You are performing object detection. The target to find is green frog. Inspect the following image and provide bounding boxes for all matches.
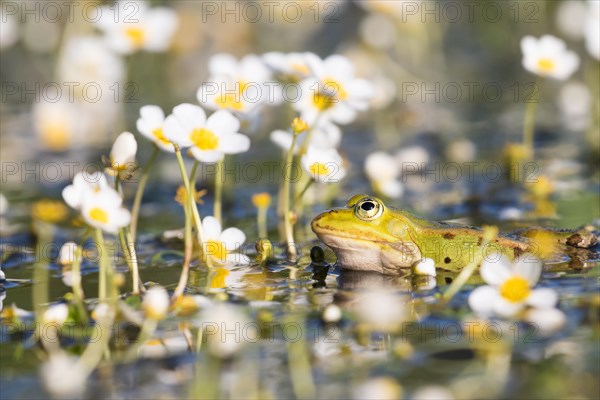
[311,194,597,275]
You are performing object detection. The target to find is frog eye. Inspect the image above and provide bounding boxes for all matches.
[355,198,383,220]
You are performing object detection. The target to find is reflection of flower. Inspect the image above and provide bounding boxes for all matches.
[137,105,173,152]
[59,242,78,266]
[364,152,403,198]
[412,258,436,277]
[143,286,170,320]
[520,35,580,80]
[469,253,558,318]
[202,216,250,265]
[354,291,410,332]
[202,303,255,357]
[97,0,179,54]
[197,53,275,114]
[302,147,346,183]
[294,54,374,125]
[164,104,250,163]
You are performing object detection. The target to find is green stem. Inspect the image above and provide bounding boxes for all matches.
[130,146,160,242]
[70,245,88,324]
[522,78,541,157]
[125,229,142,294]
[293,179,314,208]
[282,134,299,261]
[174,146,213,268]
[95,228,113,302]
[257,207,268,239]
[33,222,52,326]
[214,158,224,225]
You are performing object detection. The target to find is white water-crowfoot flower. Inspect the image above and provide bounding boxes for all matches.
[77,185,131,234]
[62,171,110,210]
[201,216,250,265]
[136,105,174,152]
[520,35,580,80]
[108,132,137,173]
[364,152,403,199]
[585,0,600,60]
[270,122,341,153]
[262,51,315,82]
[59,242,78,266]
[164,104,250,163]
[294,54,374,125]
[302,147,347,183]
[468,253,558,318]
[97,0,179,54]
[142,286,170,320]
[43,303,69,325]
[197,53,275,114]
[412,258,436,277]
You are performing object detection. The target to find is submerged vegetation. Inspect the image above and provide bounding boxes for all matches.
[1,1,599,399]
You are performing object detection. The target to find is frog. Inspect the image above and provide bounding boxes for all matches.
[311,194,598,275]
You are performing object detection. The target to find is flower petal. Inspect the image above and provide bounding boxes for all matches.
[526,288,558,309]
[163,114,192,147]
[219,133,250,154]
[525,308,566,336]
[468,285,499,316]
[480,253,512,286]
[206,110,240,134]
[226,253,250,265]
[220,227,246,250]
[172,103,206,130]
[189,148,224,163]
[492,297,525,318]
[512,255,542,285]
[202,216,222,240]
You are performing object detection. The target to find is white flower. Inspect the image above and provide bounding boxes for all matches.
[0,193,7,215]
[80,186,131,234]
[412,385,455,400]
[97,0,178,54]
[41,353,87,398]
[164,104,250,163]
[58,36,125,88]
[302,147,346,184]
[109,132,137,171]
[520,35,580,80]
[62,171,110,210]
[322,304,342,323]
[468,253,558,318]
[294,54,374,125]
[59,242,78,266]
[555,1,587,40]
[142,286,170,320]
[270,122,341,153]
[43,303,69,325]
[202,216,250,265]
[359,13,397,50]
[0,9,19,50]
[201,303,255,358]
[197,53,275,114]
[352,377,403,400]
[139,335,189,359]
[262,51,315,82]
[525,307,566,336]
[136,105,173,152]
[585,0,600,60]
[395,145,430,167]
[413,258,436,277]
[364,152,403,198]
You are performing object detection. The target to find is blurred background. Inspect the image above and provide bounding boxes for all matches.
[1,0,599,227]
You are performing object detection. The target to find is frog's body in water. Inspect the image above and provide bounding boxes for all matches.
[311,194,597,275]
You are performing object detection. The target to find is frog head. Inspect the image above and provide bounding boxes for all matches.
[311,194,422,274]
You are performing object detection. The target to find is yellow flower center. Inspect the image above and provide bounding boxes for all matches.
[312,78,347,111]
[312,92,336,111]
[323,77,348,100]
[537,58,555,73]
[190,128,219,150]
[290,63,310,76]
[124,26,145,48]
[499,276,531,303]
[206,240,228,263]
[214,80,248,111]
[88,207,109,224]
[152,127,170,146]
[309,162,330,177]
[210,267,230,289]
[251,192,272,208]
[31,200,68,223]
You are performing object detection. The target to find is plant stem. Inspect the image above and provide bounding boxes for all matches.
[282,134,299,261]
[173,194,193,299]
[174,146,213,268]
[71,245,88,324]
[125,229,142,294]
[522,78,541,157]
[130,146,159,242]
[95,228,115,301]
[257,207,268,239]
[214,157,224,225]
[293,179,314,208]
